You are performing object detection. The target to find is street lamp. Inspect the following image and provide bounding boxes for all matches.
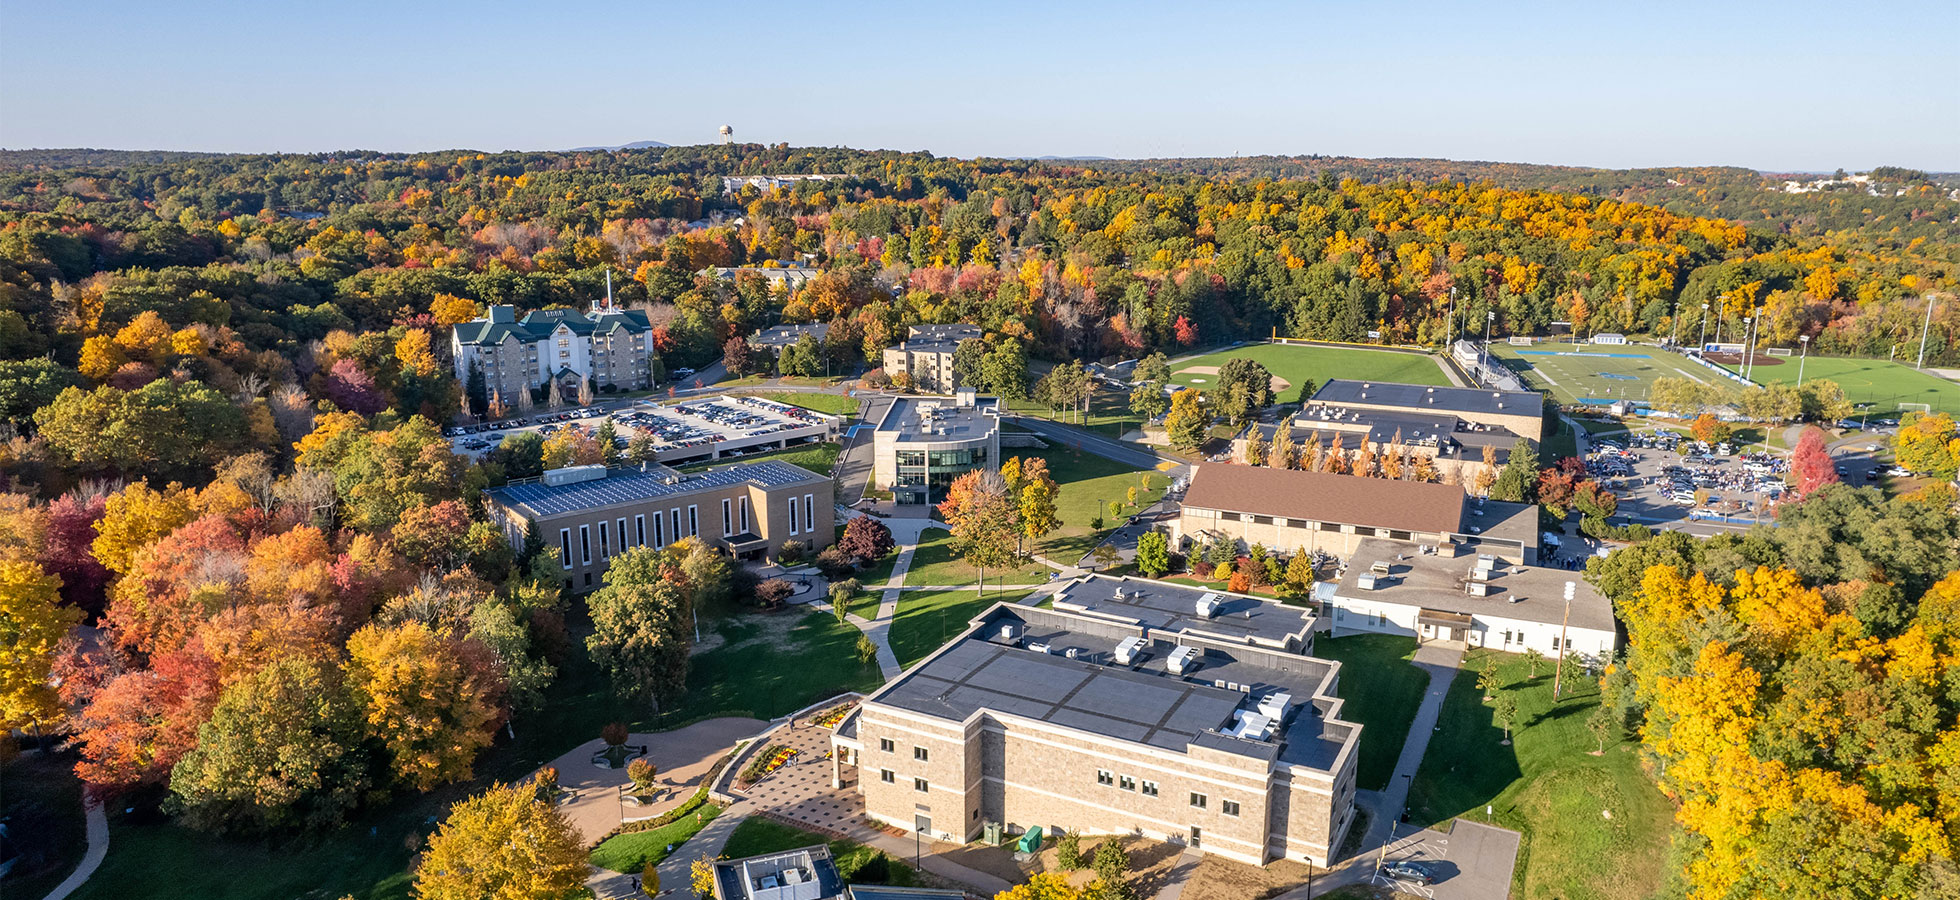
[1917,294,1938,370]
[1797,335,1811,387]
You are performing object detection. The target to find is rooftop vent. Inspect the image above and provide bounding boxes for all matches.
[541,464,608,487]
[1064,647,1080,659]
[999,624,1020,644]
[1167,645,1200,675]
[1196,592,1223,618]
[1467,581,1495,597]
[1258,692,1293,721]
[1370,561,1392,576]
[1357,573,1381,591]
[1114,636,1146,666]
[1227,710,1274,741]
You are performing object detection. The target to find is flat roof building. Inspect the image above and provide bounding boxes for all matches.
[830,576,1362,866]
[1308,379,1544,444]
[1325,538,1619,664]
[1171,463,1539,565]
[750,322,831,351]
[711,845,844,900]
[871,389,1000,505]
[882,324,983,394]
[486,459,833,590]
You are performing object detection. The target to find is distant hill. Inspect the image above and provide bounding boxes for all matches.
[568,140,671,152]
[1028,155,1114,161]
[0,148,233,168]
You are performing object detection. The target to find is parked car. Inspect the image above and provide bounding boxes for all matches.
[1886,466,1913,477]
[1383,861,1437,885]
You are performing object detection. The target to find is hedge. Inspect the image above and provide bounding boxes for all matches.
[591,749,736,846]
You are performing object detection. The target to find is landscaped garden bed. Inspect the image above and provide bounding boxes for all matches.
[737,744,798,785]
[813,703,856,730]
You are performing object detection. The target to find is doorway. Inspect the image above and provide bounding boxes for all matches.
[1189,825,1202,848]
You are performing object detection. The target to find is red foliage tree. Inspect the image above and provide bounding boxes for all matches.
[70,645,222,797]
[101,515,249,659]
[837,516,895,565]
[42,492,112,617]
[324,358,387,415]
[1172,315,1198,346]
[1792,426,1838,499]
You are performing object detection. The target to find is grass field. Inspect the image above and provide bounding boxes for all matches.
[1012,445,1167,563]
[1167,343,1451,397]
[1,750,88,900]
[589,802,724,873]
[70,603,884,900]
[744,390,862,417]
[1308,635,1428,791]
[903,529,1058,586]
[1718,354,1960,415]
[1407,648,1674,900]
[1488,342,1712,406]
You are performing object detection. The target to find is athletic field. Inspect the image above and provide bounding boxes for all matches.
[1718,355,1960,416]
[1486,342,1714,406]
[1167,342,1451,398]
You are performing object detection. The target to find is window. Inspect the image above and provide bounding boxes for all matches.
[1221,800,1240,817]
[914,778,928,793]
[881,769,895,783]
[635,515,645,548]
[913,746,929,761]
[579,525,591,565]
[1318,521,1342,533]
[739,497,750,533]
[653,511,665,548]
[722,499,733,536]
[880,739,894,753]
[670,507,681,543]
[1189,792,1207,809]
[1119,775,1136,791]
[1097,770,1114,786]
[1141,780,1158,797]
[1335,607,1344,621]
[788,497,799,535]
[804,494,815,532]
[558,528,572,570]
[598,522,610,559]
[618,518,628,549]
[688,505,698,537]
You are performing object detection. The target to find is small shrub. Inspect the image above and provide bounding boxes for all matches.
[856,634,880,664]
[1056,830,1083,869]
[627,757,657,792]
[755,578,795,610]
[602,722,629,747]
[777,539,807,565]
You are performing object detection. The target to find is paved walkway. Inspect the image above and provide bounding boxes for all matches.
[1151,848,1204,900]
[537,717,766,845]
[1365,642,1465,848]
[587,799,756,899]
[38,795,107,900]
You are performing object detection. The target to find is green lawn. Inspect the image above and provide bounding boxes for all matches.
[745,391,862,417]
[680,442,840,476]
[1167,343,1450,396]
[719,817,919,887]
[902,529,1057,587]
[1,750,89,900]
[854,541,903,589]
[1308,635,1428,791]
[1720,354,1960,415]
[590,803,725,873]
[889,587,1039,669]
[1006,387,1140,438]
[1003,445,1167,564]
[1407,648,1674,900]
[70,605,882,900]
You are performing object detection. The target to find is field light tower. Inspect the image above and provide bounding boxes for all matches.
[1798,335,1811,387]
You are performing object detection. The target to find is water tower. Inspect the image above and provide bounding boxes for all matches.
[719,125,733,144]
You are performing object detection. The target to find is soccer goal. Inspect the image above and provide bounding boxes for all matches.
[1508,336,1535,346]
[1900,402,1932,414]
[1766,347,1794,357]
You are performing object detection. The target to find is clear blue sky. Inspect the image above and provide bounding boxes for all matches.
[3,0,1954,171]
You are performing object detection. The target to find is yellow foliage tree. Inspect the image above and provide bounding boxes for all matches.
[113,311,175,363]
[395,329,441,379]
[0,561,82,734]
[345,621,504,791]
[92,481,198,575]
[429,294,480,327]
[993,873,1087,900]
[78,335,126,381]
[414,782,587,900]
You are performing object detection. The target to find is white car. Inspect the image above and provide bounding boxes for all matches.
[1864,444,1880,452]
[1886,466,1913,477]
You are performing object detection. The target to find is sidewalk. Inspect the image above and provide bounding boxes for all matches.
[587,799,755,899]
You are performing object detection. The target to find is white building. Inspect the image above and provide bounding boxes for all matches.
[1323,538,1619,665]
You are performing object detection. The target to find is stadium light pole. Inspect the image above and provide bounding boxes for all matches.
[1741,310,1759,381]
[1714,294,1728,347]
[1916,294,1937,370]
[1797,335,1810,387]
[1697,303,1709,353]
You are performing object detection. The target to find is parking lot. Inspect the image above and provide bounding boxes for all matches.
[1587,424,1898,535]
[1369,819,1519,900]
[446,395,837,465]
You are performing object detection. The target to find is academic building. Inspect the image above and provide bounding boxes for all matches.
[1170,464,1542,565]
[449,302,656,401]
[486,460,833,591]
[881,324,982,394]
[871,389,1000,506]
[1307,380,1545,445]
[831,576,1362,867]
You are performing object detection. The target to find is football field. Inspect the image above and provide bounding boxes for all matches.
[1168,342,1452,397]
[1718,354,1960,415]
[1487,342,1714,406]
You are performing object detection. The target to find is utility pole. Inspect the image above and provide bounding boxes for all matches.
[1797,335,1810,387]
[1917,294,1937,370]
[1483,309,1496,378]
[1553,582,1574,700]
[1445,286,1457,350]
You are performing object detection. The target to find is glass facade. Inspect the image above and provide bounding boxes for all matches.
[893,445,991,504]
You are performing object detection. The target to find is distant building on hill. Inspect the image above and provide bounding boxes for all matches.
[881,324,983,393]
[450,301,655,400]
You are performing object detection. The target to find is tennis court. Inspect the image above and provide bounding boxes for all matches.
[1487,342,1715,406]
[1718,355,1960,416]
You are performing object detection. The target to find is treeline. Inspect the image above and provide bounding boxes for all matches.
[1585,484,1960,898]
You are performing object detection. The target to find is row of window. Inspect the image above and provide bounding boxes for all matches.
[560,505,699,568]
[1095,770,1239,816]
[1223,513,1414,542]
[877,738,928,761]
[877,769,929,793]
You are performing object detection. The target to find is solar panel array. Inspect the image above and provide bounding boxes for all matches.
[492,460,815,517]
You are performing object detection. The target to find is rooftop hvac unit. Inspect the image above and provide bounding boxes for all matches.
[1063,647,1080,659]
[1114,636,1146,666]
[1167,645,1199,675]
[999,624,1020,643]
[1467,581,1495,597]
[1370,561,1392,576]
[1195,592,1223,618]
[541,464,608,487]
[1258,692,1293,721]
[1357,573,1380,591]
[1228,710,1274,741]
[1028,642,1052,655]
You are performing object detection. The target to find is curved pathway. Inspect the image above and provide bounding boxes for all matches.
[38,795,106,900]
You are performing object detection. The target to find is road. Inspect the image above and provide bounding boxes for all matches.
[1006,415,1178,471]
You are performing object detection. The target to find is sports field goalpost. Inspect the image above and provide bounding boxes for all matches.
[1508,337,1535,346]
[1899,402,1932,414]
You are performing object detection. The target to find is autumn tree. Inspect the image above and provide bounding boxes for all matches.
[838,515,895,565]
[168,657,372,833]
[415,782,588,900]
[345,621,506,791]
[937,469,1018,598]
[1164,388,1207,450]
[1791,426,1837,498]
[1014,457,1061,554]
[1134,531,1170,577]
[0,561,82,736]
[585,547,693,709]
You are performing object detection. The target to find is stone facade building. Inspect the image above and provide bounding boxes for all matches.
[486,460,832,592]
[881,324,982,393]
[450,302,655,402]
[831,576,1362,867]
